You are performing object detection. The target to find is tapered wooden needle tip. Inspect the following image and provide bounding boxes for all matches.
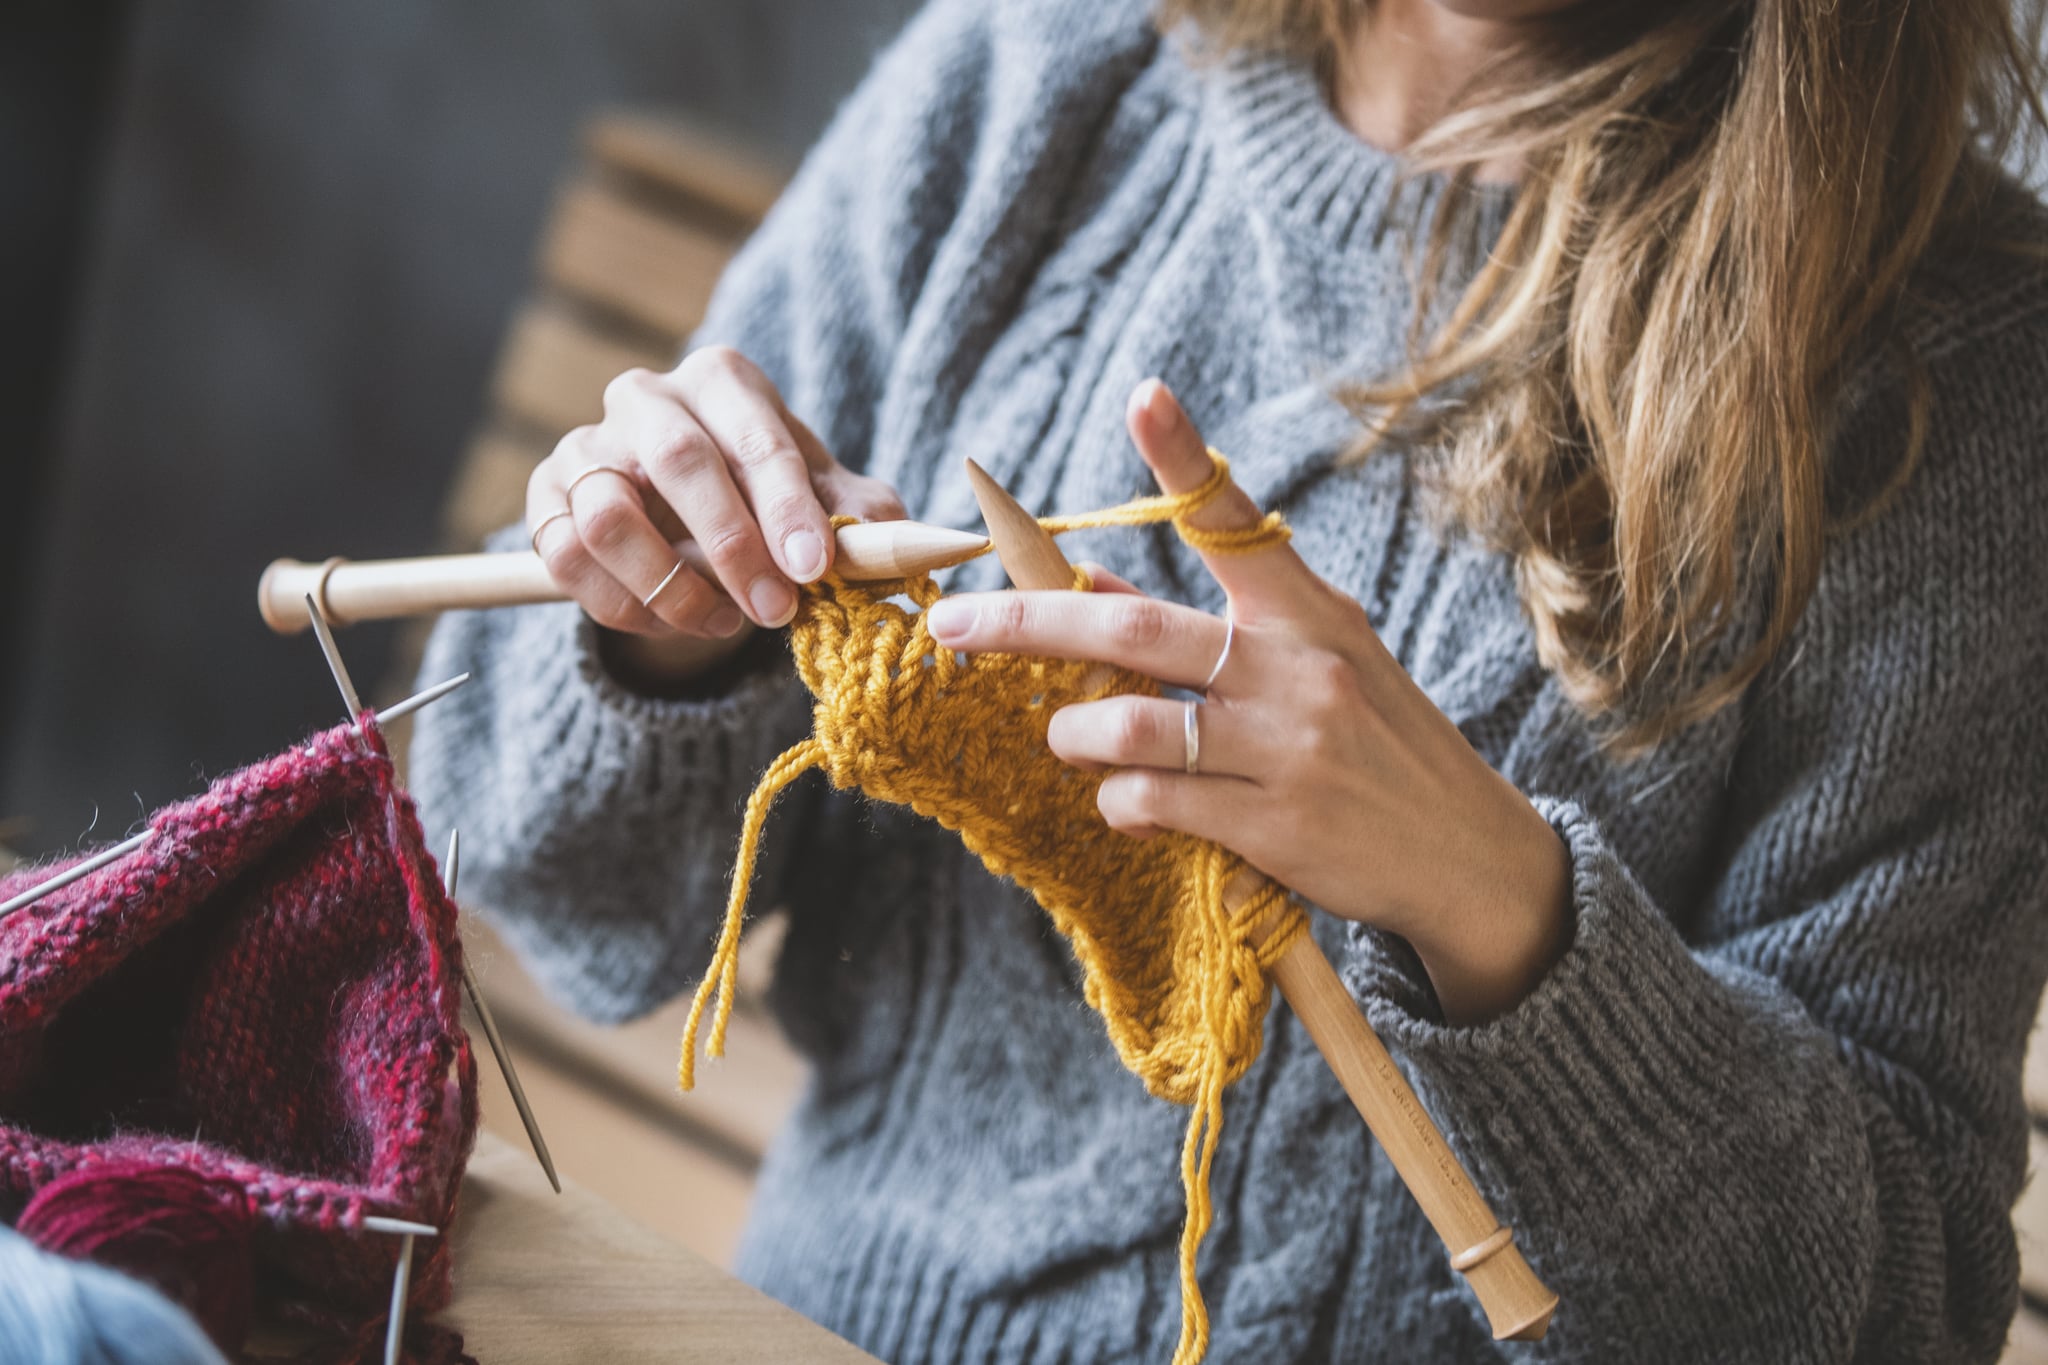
[963,458,1075,591]
[832,521,989,579]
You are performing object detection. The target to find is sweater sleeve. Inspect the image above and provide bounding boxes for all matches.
[405,0,1007,1022]
[1341,301,2048,1361]
[682,0,1003,470]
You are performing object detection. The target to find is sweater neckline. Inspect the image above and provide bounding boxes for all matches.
[1202,49,1517,256]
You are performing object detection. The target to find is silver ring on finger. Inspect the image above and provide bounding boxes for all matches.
[642,560,685,609]
[529,508,573,555]
[1202,616,1235,696]
[1184,699,1202,775]
[565,462,634,502]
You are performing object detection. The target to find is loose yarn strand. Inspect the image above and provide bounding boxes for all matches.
[680,450,1304,1363]
[678,738,824,1090]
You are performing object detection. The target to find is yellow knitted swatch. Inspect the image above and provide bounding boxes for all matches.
[680,455,1309,1364]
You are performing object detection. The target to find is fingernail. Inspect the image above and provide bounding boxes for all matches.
[926,598,975,640]
[1143,378,1175,420]
[749,577,796,627]
[784,529,826,581]
[706,603,747,637]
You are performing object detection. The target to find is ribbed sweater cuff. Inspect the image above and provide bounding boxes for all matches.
[1337,799,1772,1241]
[562,611,800,744]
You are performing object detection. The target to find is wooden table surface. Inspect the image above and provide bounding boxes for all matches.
[440,1132,877,1364]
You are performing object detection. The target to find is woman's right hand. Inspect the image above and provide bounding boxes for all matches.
[527,346,906,680]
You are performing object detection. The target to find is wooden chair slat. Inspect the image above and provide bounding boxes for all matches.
[442,430,552,551]
[494,303,672,440]
[541,180,737,337]
[585,112,788,226]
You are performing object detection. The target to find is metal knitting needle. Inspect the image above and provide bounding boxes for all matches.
[362,1216,437,1365]
[0,674,469,924]
[305,593,365,724]
[375,673,472,726]
[0,829,155,920]
[383,1229,418,1365]
[364,1216,439,1237]
[444,830,560,1193]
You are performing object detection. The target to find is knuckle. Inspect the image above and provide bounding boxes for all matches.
[549,425,599,465]
[697,519,759,568]
[985,594,1031,637]
[1112,703,1159,758]
[679,343,751,388]
[653,575,716,624]
[1301,650,1356,707]
[584,593,641,633]
[537,533,588,580]
[578,495,639,554]
[761,490,820,536]
[729,424,796,471]
[602,367,658,410]
[642,428,714,482]
[1108,601,1170,652]
[1121,770,1167,817]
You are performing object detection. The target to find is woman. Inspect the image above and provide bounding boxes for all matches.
[412,0,2048,1358]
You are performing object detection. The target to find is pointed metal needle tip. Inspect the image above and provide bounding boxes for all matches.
[304,594,365,723]
[375,673,471,726]
[362,1215,439,1239]
[444,828,561,1194]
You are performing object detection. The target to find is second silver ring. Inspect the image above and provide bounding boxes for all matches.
[1183,698,1201,775]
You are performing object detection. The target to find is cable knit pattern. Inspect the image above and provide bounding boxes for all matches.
[408,1,2048,1359]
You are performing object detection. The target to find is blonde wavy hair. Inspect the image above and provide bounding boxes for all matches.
[1164,0,2047,747]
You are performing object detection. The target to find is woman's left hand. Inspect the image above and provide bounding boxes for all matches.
[925,379,1573,1024]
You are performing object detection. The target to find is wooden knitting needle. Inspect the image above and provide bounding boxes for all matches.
[259,520,991,634]
[963,460,1557,1343]
[444,830,561,1193]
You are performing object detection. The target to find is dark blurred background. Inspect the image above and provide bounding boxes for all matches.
[0,0,918,854]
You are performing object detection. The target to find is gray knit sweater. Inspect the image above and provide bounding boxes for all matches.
[409,2,2048,1360]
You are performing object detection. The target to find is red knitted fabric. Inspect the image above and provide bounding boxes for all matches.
[0,719,480,1363]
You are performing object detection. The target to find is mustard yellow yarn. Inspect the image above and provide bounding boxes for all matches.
[679,454,1307,1364]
